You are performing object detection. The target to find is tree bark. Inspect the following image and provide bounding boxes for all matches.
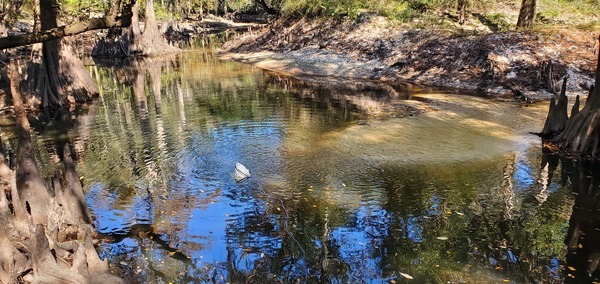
[540,78,569,138]
[541,36,600,158]
[9,61,52,225]
[0,17,133,50]
[457,0,466,25]
[0,0,136,50]
[93,0,179,57]
[144,0,162,41]
[3,60,124,283]
[10,0,135,109]
[516,0,536,29]
[18,0,98,109]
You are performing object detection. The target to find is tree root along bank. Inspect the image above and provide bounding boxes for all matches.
[541,36,600,159]
[0,62,123,283]
[221,16,597,101]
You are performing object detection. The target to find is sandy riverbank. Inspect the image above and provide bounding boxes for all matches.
[219,15,597,101]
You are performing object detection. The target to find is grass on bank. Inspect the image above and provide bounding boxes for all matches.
[278,0,599,30]
[11,0,600,32]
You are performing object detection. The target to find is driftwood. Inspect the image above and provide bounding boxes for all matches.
[541,35,600,159]
[1,61,123,283]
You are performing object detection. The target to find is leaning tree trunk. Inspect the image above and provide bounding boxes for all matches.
[0,0,137,50]
[24,0,97,109]
[541,36,600,158]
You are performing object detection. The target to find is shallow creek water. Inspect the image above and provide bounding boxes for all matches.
[17,49,600,283]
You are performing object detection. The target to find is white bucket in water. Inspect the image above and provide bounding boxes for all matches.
[232,162,251,182]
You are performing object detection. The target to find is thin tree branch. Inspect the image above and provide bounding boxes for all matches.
[0,0,136,50]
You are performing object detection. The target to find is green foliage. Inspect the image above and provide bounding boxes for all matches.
[227,0,255,11]
[281,0,374,19]
[482,12,511,32]
[536,0,600,26]
[279,0,357,18]
[7,0,599,30]
[575,21,600,31]
[57,0,106,23]
[59,0,105,13]
[280,0,455,21]
[152,1,181,20]
[277,0,598,28]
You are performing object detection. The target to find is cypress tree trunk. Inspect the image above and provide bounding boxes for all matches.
[540,78,569,138]
[5,61,123,283]
[93,0,179,57]
[24,0,97,109]
[541,36,600,158]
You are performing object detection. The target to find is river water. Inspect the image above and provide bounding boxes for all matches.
[21,48,600,283]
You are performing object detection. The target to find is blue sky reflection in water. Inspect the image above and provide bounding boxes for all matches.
[72,50,600,283]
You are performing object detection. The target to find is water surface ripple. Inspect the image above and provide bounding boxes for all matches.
[41,50,598,283]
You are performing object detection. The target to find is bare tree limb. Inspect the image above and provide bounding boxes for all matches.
[0,0,136,50]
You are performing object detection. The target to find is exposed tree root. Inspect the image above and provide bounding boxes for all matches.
[2,61,123,283]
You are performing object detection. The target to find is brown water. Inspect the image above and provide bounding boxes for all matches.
[18,49,600,283]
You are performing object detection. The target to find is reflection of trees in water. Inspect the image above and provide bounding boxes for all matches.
[83,56,212,282]
[264,73,415,118]
[77,53,600,283]
[543,156,600,283]
[447,153,600,283]
[459,153,574,283]
[80,54,311,282]
[6,53,325,282]
[218,181,346,283]
[375,162,492,282]
[0,63,122,282]
[364,154,583,283]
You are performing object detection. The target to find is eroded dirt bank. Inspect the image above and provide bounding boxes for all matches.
[220,16,598,101]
